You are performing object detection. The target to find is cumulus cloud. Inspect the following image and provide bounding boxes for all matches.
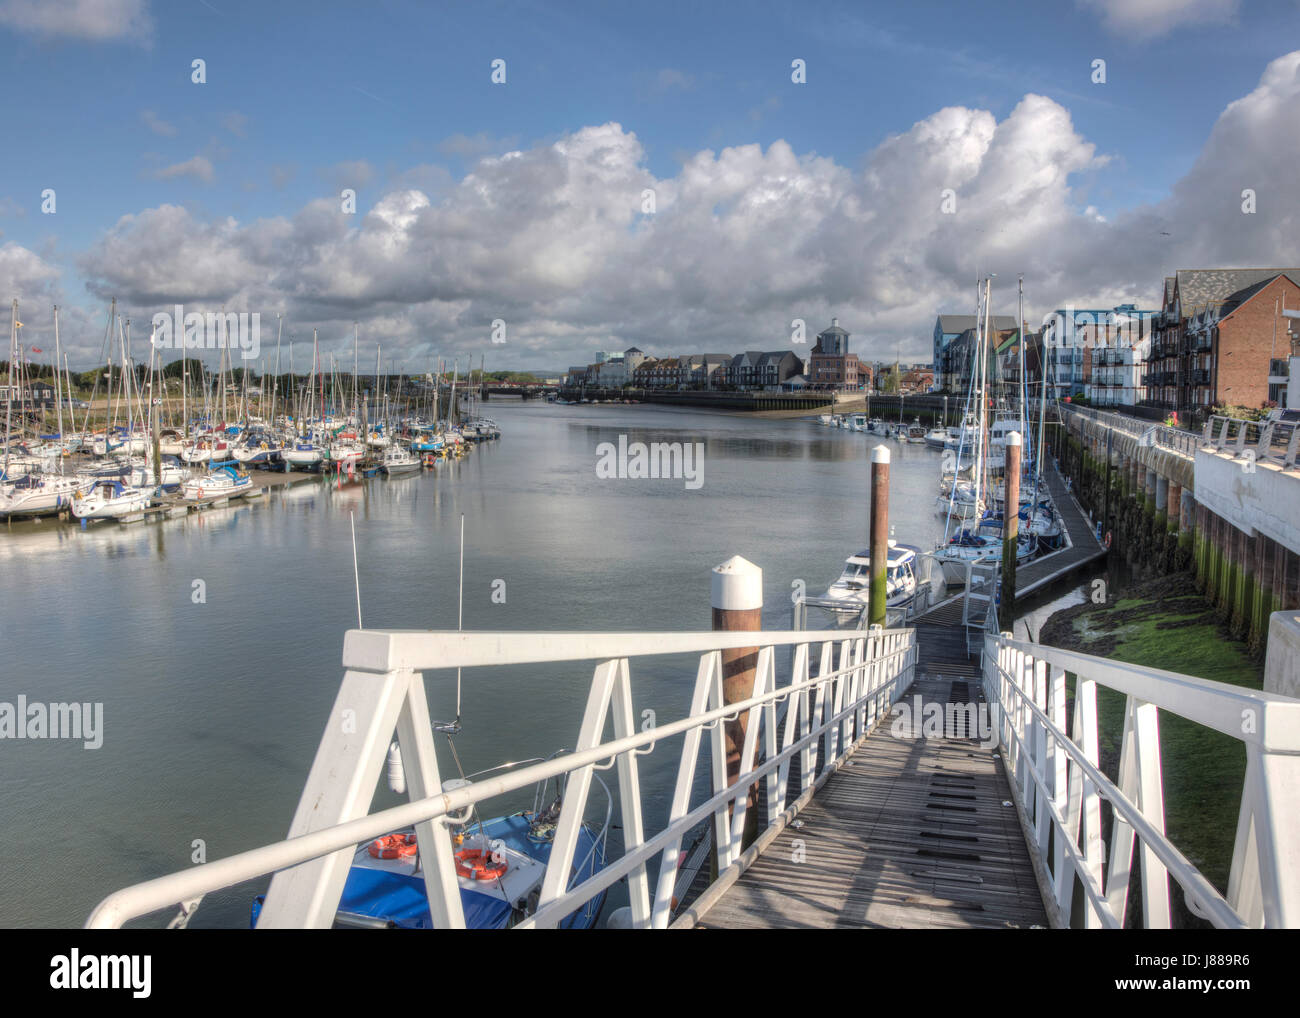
[153,156,214,183]
[71,52,1300,369]
[1078,0,1239,40]
[0,0,153,44]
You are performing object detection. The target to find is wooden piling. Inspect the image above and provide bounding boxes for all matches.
[712,556,762,847]
[869,445,890,629]
[1002,432,1021,617]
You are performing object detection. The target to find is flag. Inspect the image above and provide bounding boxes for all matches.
[31,347,42,353]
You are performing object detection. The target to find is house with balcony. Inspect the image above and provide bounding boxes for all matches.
[934,313,1017,391]
[1146,269,1300,414]
[1039,305,1156,405]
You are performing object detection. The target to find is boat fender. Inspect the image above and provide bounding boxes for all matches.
[1104,531,1112,550]
[386,742,406,795]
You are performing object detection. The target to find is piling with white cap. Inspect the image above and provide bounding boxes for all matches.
[1003,432,1022,615]
[869,445,890,628]
[711,555,762,848]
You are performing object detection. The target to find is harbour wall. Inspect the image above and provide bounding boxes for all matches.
[1054,408,1300,659]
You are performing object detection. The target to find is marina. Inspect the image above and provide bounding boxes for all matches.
[3,2,1300,966]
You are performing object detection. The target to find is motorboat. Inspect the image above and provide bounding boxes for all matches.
[380,445,422,476]
[825,541,920,611]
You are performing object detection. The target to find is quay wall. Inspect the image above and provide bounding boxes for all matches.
[1055,410,1300,659]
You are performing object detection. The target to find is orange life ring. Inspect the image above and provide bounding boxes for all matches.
[1104,531,1113,549]
[454,848,508,881]
[367,833,418,860]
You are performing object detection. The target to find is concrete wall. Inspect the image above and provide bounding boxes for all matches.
[1264,611,1300,698]
[1195,448,1300,553]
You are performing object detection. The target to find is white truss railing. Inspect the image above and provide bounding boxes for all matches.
[1061,403,1199,458]
[1203,414,1300,470]
[982,633,1300,929]
[86,625,917,930]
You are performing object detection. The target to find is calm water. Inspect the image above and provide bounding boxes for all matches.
[0,402,953,927]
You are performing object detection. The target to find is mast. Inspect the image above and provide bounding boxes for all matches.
[4,299,16,479]
[53,305,65,472]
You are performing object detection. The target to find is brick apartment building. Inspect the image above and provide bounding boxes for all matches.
[1145,269,1300,414]
[809,319,862,389]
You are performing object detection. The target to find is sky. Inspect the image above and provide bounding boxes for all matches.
[1,0,1299,372]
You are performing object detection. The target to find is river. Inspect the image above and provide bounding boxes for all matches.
[2,401,962,927]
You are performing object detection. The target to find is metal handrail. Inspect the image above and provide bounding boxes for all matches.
[1060,404,1198,457]
[982,633,1300,929]
[87,626,918,930]
[1202,414,1299,469]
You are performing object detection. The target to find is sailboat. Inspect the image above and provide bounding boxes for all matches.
[70,478,151,520]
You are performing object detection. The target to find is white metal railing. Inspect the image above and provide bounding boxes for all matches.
[982,633,1300,929]
[1203,414,1300,470]
[86,626,918,930]
[1062,404,1198,457]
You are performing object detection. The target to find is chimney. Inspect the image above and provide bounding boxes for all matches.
[831,317,839,327]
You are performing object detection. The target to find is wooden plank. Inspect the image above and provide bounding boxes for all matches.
[693,673,1049,930]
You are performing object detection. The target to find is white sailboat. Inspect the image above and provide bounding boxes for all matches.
[70,478,151,520]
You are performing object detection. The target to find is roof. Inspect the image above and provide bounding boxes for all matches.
[1222,272,1300,311]
[819,324,849,336]
[1174,268,1300,313]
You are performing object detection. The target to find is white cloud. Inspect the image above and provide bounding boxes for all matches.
[654,68,695,92]
[1078,0,1239,40]
[437,133,520,158]
[152,156,214,183]
[0,0,152,44]
[140,110,175,137]
[70,52,1300,368]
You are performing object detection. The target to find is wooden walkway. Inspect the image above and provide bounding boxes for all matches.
[685,650,1048,929]
[1013,460,1106,598]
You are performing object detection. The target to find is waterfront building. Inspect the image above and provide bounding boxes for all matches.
[691,354,731,389]
[934,313,1016,390]
[1038,305,1157,404]
[1146,269,1300,415]
[809,319,862,389]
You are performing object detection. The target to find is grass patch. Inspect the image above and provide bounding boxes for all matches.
[1038,573,1262,924]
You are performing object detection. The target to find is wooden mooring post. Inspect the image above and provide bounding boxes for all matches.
[711,556,762,850]
[869,445,890,629]
[1003,432,1021,616]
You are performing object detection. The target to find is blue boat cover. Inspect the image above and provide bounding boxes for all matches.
[251,813,604,929]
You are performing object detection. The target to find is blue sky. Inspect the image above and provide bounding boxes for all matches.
[1,0,1298,368]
